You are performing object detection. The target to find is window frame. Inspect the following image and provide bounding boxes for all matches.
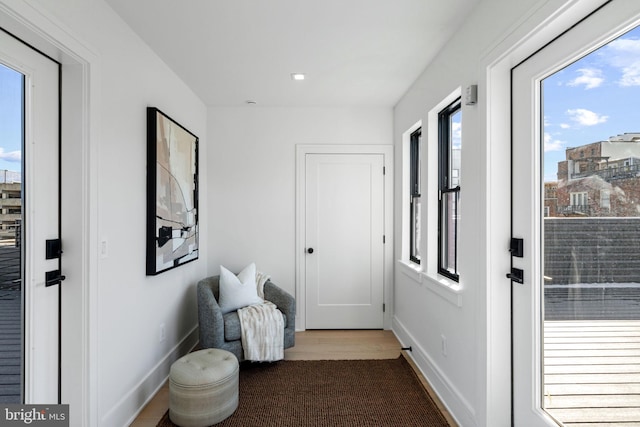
[409,128,421,264]
[437,98,462,282]
[570,191,588,207]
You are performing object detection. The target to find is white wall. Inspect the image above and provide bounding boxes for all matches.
[0,1,208,426]
[391,0,600,426]
[87,6,208,425]
[206,106,392,297]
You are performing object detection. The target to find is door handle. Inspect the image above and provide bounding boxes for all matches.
[45,270,66,287]
[506,268,524,284]
[307,248,314,254]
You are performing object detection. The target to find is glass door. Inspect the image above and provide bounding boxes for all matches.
[512,2,640,425]
[0,29,61,404]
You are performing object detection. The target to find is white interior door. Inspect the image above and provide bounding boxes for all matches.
[0,29,61,404]
[305,153,384,329]
[512,2,640,425]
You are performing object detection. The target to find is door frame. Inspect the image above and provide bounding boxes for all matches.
[0,3,100,425]
[296,144,394,331]
[483,0,611,425]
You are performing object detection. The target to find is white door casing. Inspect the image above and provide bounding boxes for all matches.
[511,1,640,424]
[0,29,60,403]
[305,153,384,329]
[0,2,100,424]
[296,145,393,331]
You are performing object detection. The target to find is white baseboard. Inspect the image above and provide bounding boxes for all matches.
[102,325,199,427]
[392,317,476,427]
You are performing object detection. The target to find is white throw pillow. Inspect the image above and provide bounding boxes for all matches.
[218,263,263,314]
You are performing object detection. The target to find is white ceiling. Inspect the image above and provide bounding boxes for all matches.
[105,0,480,107]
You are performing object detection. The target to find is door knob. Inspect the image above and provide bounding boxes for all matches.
[307,248,314,254]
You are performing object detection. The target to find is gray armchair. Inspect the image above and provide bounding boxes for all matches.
[197,275,296,361]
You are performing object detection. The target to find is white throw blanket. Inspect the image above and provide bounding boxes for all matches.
[255,271,270,299]
[237,270,284,362]
[238,301,284,362]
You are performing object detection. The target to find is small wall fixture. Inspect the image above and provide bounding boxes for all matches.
[465,84,477,105]
[291,73,306,81]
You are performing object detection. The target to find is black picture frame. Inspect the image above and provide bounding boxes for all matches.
[146,107,199,275]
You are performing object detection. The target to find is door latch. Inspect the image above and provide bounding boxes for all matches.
[46,238,63,259]
[509,238,523,258]
[506,268,524,284]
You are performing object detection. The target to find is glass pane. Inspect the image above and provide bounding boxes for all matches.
[411,196,421,262]
[542,24,640,425]
[0,62,23,403]
[410,129,421,264]
[440,190,459,276]
[450,110,462,187]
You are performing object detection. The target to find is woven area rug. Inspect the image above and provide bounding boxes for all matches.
[157,356,450,427]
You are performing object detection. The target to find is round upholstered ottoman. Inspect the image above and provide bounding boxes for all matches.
[169,349,239,427]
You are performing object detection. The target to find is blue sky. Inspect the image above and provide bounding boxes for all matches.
[543,25,640,181]
[0,63,23,174]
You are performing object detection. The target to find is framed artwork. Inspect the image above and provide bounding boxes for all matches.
[146,107,199,275]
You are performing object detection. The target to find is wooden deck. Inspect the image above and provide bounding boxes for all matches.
[0,245,21,403]
[0,290,20,403]
[544,320,640,426]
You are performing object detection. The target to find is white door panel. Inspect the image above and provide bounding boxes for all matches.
[0,30,60,404]
[512,1,640,425]
[305,153,384,329]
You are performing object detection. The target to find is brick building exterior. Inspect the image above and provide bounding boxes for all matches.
[0,171,21,243]
[553,133,640,217]
[544,181,558,217]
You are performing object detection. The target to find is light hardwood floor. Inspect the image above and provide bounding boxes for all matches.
[130,330,456,426]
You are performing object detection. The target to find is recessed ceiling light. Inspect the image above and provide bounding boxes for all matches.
[291,73,305,81]
[246,100,257,105]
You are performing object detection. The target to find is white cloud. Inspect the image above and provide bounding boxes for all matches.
[567,68,604,89]
[544,133,565,152]
[0,148,21,162]
[560,123,571,129]
[619,62,640,86]
[602,38,640,86]
[566,108,608,126]
[452,121,462,149]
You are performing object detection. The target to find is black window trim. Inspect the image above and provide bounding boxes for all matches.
[437,98,461,282]
[409,128,421,265]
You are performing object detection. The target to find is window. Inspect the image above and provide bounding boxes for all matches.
[570,191,588,206]
[409,128,421,264]
[438,98,462,281]
[600,189,610,210]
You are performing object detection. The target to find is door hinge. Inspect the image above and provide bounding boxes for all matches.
[383,166,386,175]
[383,235,386,244]
[383,303,386,312]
